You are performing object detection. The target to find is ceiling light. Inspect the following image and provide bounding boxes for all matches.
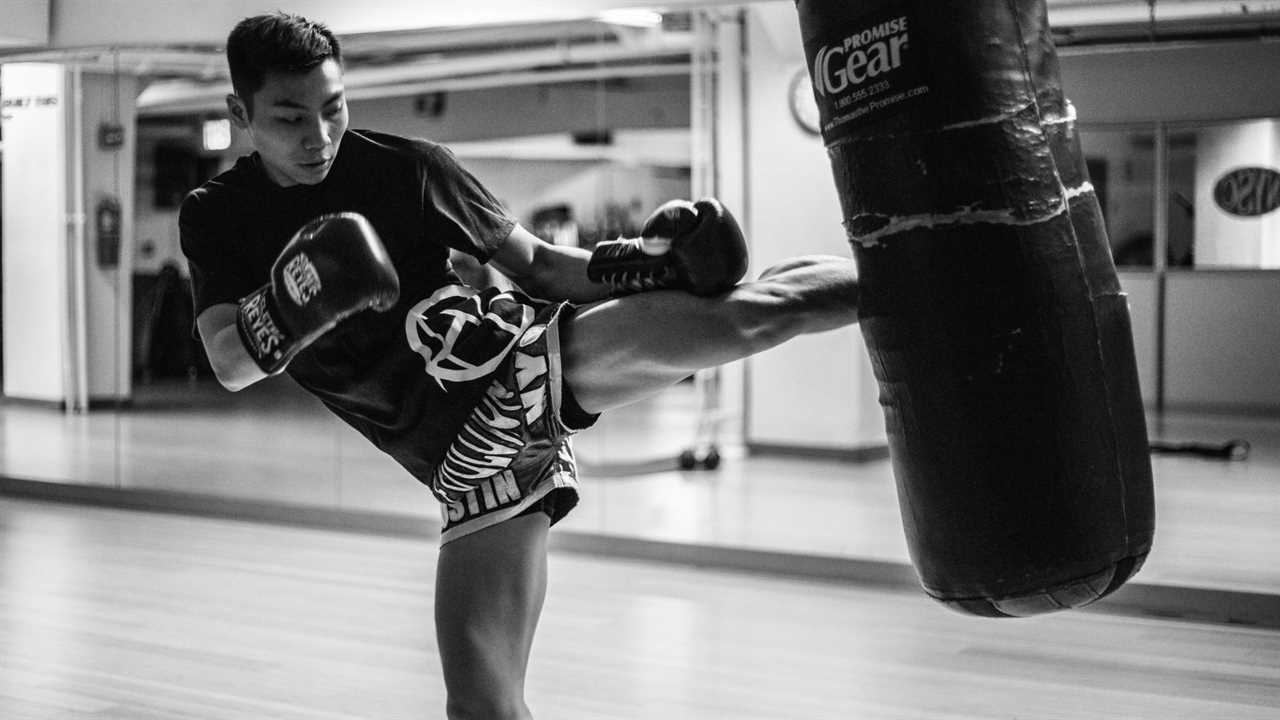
[202,118,231,152]
[598,9,663,28]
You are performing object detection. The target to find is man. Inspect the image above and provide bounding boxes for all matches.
[182,13,860,719]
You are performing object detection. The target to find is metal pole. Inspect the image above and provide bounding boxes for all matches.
[66,64,90,414]
[1152,121,1169,419]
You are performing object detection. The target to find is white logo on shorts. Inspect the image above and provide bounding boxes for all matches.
[404,286,535,388]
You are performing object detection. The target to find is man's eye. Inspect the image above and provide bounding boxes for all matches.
[325,104,344,117]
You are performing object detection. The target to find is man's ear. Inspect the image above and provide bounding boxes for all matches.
[226,94,249,129]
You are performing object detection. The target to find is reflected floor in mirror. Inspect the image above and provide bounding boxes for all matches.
[1,498,1278,719]
[0,377,1279,595]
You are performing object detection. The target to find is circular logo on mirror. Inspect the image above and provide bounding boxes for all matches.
[1213,166,1280,217]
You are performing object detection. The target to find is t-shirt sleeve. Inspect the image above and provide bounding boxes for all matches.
[179,190,258,321]
[421,144,517,262]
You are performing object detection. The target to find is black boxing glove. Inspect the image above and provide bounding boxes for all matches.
[237,212,400,374]
[587,198,748,296]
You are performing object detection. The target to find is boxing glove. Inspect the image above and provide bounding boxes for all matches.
[587,198,748,296]
[237,212,400,374]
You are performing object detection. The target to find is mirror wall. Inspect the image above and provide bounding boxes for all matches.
[3,1,1280,601]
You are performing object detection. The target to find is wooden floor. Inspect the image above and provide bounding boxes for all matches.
[1,497,1278,720]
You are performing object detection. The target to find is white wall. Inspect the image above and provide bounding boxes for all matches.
[1165,271,1280,411]
[741,3,885,453]
[2,64,69,403]
[1116,271,1159,408]
[1112,270,1280,413]
[0,0,49,46]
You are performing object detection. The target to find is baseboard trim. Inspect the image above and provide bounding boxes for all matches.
[747,442,890,463]
[3,474,1276,629]
[0,396,133,411]
[0,475,438,539]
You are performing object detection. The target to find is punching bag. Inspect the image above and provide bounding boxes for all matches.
[793,0,1155,616]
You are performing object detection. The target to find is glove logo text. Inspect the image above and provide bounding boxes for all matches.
[282,253,323,307]
[241,291,285,359]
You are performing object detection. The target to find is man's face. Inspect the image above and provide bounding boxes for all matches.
[228,58,348,187]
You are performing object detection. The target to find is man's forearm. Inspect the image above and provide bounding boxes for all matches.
[197,304,268,392]
[523,243,612,304]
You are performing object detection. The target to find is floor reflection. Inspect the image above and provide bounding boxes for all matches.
[2,377,1278,595]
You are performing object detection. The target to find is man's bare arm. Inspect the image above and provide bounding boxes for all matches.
[196,304,267,392]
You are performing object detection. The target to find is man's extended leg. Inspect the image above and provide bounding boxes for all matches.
[435,512,550,720]
[563,254,858,414]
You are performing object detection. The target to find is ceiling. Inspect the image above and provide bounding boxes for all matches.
[1,1,1278,119]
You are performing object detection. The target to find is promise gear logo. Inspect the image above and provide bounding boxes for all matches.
[812,16,910,96]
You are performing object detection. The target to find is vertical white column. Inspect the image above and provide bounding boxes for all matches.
[691,8,750,452]
[2,63,70,404]
[80,68,138,404]
[1193,119,1280,268]
[1267,121,1280,268]
[68,66,89,412]
[1153,123,1169,415]
[713,11,748,451]
[690,11,715,202]
[713,12,747,242]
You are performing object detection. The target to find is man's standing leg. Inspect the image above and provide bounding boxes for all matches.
[428,253,859,719]
[434,513,550,720]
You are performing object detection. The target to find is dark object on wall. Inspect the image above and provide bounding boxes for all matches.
[1150,438,1250,461]
[95,196,122,268]
[571,130,613,146]
[98,121,125,150]
[132,264,211,381]
[414,92,447,118]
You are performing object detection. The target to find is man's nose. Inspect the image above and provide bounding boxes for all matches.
[302,117,329,150]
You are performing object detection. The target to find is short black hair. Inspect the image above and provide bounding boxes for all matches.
[226,12,342,117]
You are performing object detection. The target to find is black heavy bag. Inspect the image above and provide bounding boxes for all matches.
[793,0,1155,616]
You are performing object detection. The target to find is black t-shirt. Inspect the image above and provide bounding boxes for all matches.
[180,129,517,481]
